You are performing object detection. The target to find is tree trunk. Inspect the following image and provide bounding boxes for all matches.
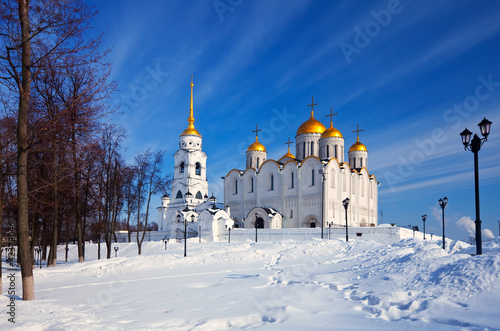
[17,0,35,300]
[72,122,84,263]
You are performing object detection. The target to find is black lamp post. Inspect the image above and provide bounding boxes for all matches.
[460,117,492,255]
[343,198,350,242]
[114,246,119,257]
[438,197,448,250]
[228,226,231,243]
[328,222,333,240]
[255,212,258,243]
[319,169,325,239]
[162,238,168,250]
[422,214,427,240]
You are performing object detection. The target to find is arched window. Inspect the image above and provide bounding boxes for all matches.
[195,191,203,199]
[335,145,338,159]
[234,179,238,194]
[311,141,315,156]
[291,172,294,189]
[326,145,330,158]
[270,174,274,191]
[176,190,183,199]
[180,162,185,173]
[360,158,363,168]
[311,168,315,186]
[250,177,254,193]
[302,142,306,158]
[195,162,201,175]
[290,209,293,218]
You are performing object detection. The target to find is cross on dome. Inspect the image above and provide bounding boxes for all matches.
[307,96,318,115]
[325,108,338,126]
[284,137,294,150]
[352,124,364,141]
[252,124,262,139]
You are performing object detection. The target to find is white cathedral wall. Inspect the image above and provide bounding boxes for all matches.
[224,155,378,230]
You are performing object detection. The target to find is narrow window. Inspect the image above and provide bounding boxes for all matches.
[257,158,260,168]
[311,168,315,186]
[234,179,238,194]
[180,162,185,173]
[302,142,306,158]
[250,177,254,193]
[290,209,293,218]
[335,145,338,159]
[326,145,330,158]
[311,141,315,156]
[195,191,203,199]
[176,190,183,199]
[270,174,274,191]
[195,162,201,175]
[291,172,294,189]
[360,158,363,168]
[353,158,357,168]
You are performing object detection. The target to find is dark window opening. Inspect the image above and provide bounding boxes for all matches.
[196,162,201,175]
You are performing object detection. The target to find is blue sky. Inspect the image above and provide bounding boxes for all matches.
[88,0,500,241]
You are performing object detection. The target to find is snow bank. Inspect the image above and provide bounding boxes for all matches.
[1,238,499,330]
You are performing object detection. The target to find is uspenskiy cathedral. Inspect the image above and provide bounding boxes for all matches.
[158,78,378,240]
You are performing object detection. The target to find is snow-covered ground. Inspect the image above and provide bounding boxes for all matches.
[1,237,499,330]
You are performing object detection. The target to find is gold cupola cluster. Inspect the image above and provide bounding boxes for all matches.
[180,76,202,137]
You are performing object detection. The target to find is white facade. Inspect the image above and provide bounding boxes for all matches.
[224,101,378,230]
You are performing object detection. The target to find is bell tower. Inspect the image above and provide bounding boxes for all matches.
[170,76,209,208]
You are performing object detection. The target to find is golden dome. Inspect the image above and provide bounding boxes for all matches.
[181,127,201,136]
[247,137,266,152]
[349,138,367,152]
[321,124,343,138]
[296,114,326,135]
[281,148,295,159]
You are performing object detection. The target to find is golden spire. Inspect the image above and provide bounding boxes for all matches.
[181,75,201,137]
[188,75,194,128]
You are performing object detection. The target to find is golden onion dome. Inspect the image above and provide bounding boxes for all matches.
[281,148,295,159]
[296,114,326,135]
[321,124,343,139]
[247,137,266,152]
[349,138,367,152]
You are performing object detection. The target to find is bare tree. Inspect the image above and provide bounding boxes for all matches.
[134,150,167,255]
[0,0,106,300]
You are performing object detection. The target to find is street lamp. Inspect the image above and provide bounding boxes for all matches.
[162,238,168,250]
[255,212,258,243]
[114,246,119,257]
[328,222,333,240]
[343,198,350,242]
[319,169,326,239]
[422,214,427,240]
[438,197,448,250]
[460,117,492,256]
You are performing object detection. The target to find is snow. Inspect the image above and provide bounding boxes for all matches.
[2,237,500,330]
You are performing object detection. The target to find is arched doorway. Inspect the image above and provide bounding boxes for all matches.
[255,217,265,229]
[310,223,316,228]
